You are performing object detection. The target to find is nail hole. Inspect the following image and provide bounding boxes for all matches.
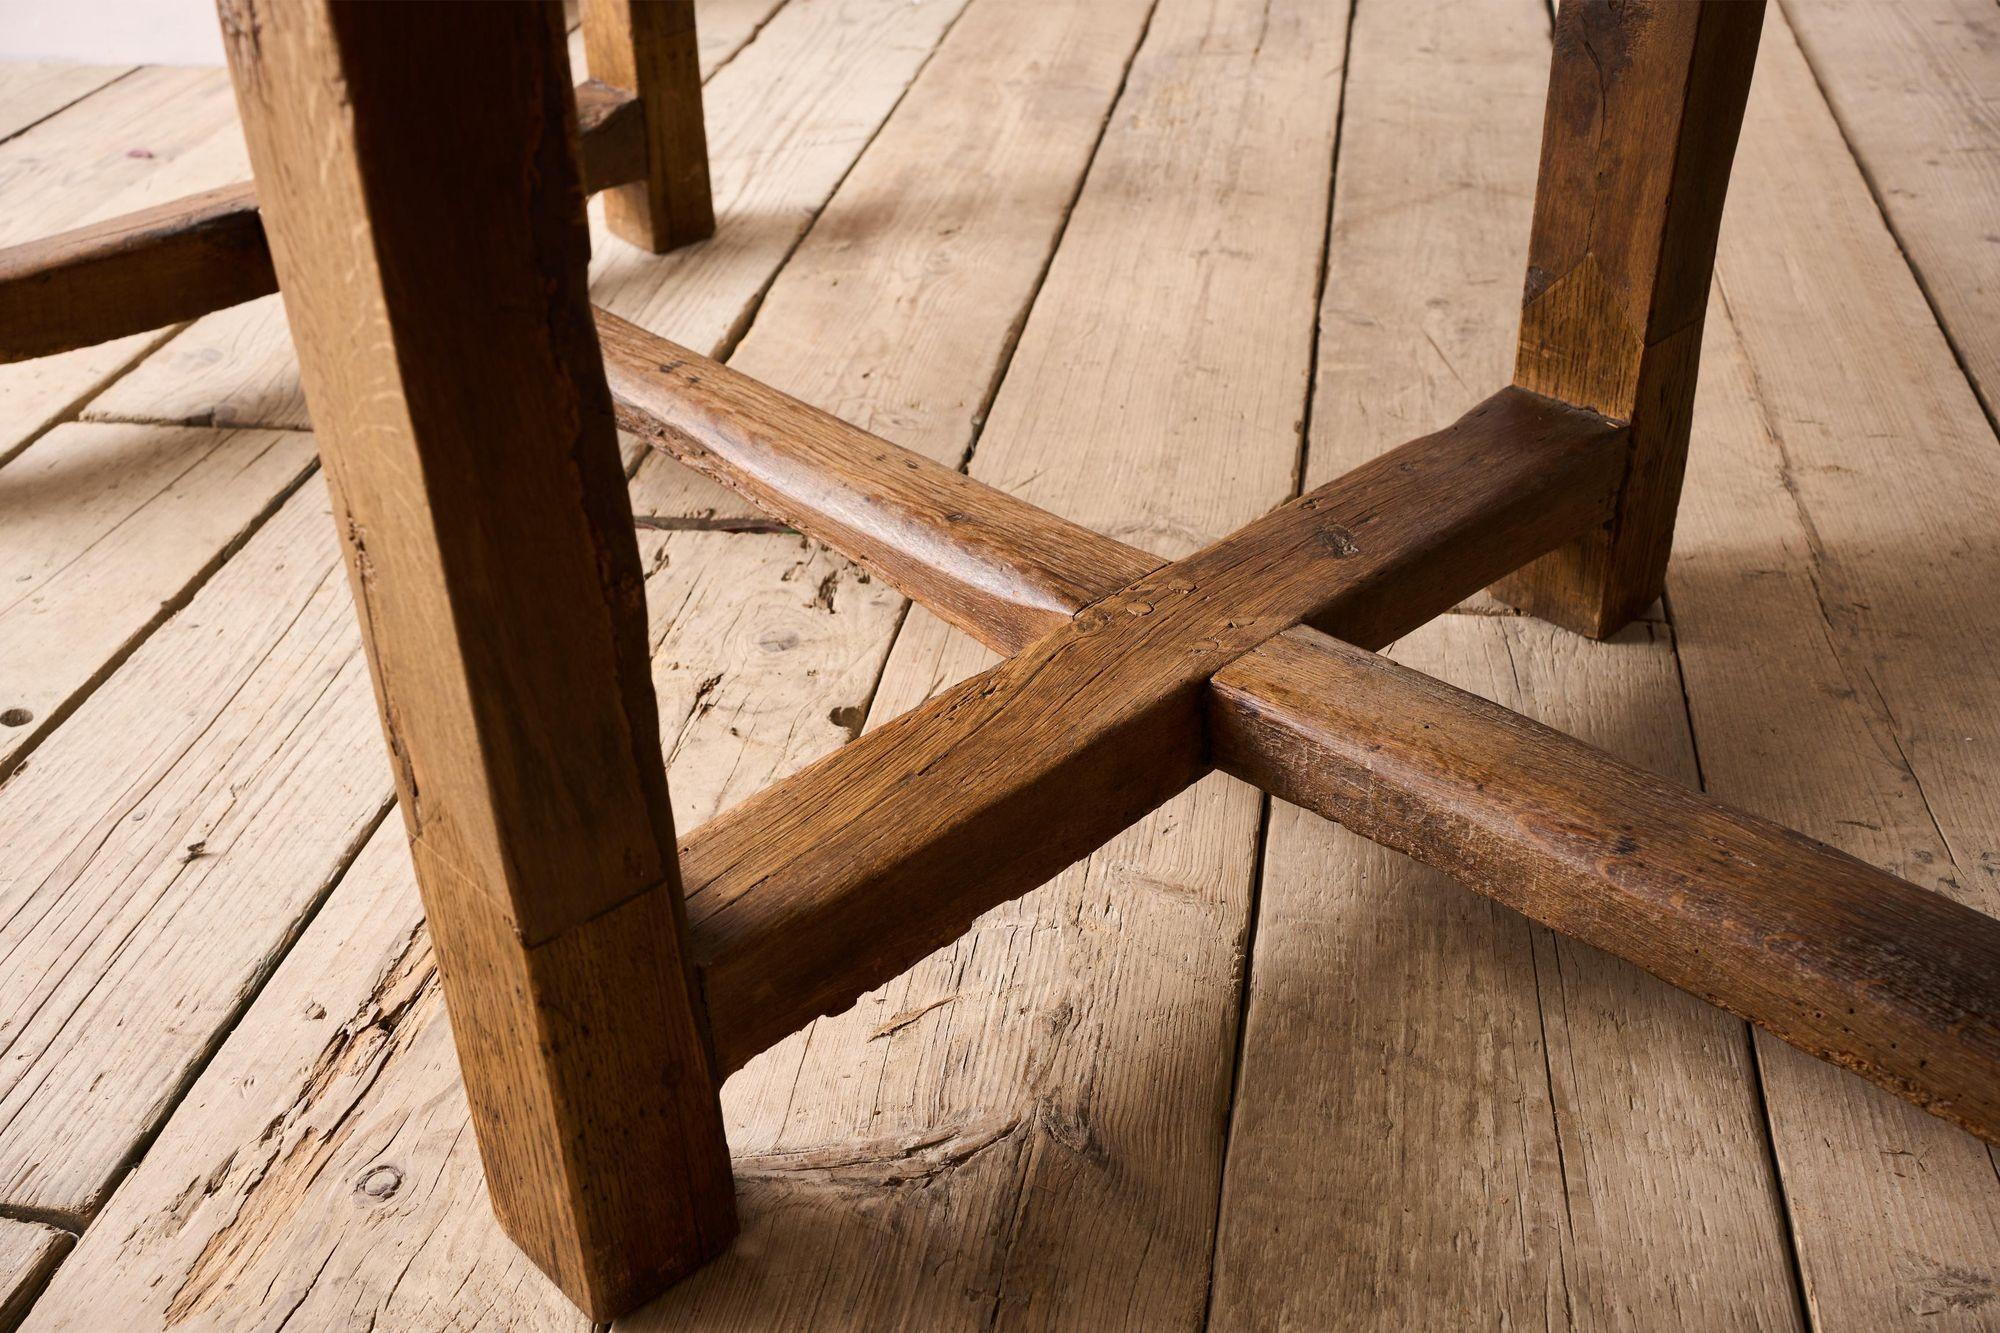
[0,708,32,727]
[356,1164,403,1201]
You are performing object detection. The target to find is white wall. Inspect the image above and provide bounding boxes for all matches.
[0,0,224,67]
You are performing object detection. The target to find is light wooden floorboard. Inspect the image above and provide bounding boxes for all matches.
[0,65,246,464]
[645,0,1348,1325]
[0,1220,70,1331]
[0,0,963,1250]
[1209,0,1800,1324]
[0,423,316,776]
[25,0,1172,1323]
[1664,6,2000,1325]
[7,0,2000,1325]
[0,62,126,142]
[0,481,387,1222]
[23,528,907,1332]
[1783,0,2000,428]
[83,0,960,435]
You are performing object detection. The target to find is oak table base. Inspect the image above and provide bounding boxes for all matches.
[1,0,1995,1321]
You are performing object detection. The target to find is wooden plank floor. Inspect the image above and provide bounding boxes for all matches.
[3,0,1997,1326]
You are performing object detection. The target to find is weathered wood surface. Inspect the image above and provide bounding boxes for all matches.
[0,1221,70,1331]
[0,183,269,365]
[1784,0,2000,426]
[1208,0,1801,1323]
[611,314,2000,1144]
[11,0,2000,1325]
[0,422,315,776]
[0,0,969,1273]
[575,80,646,192]
[656,0,1352,1324]
[222,1,734,1314]
[0,80,650,366]
[1666,6,2000,1323]
[0,483,387,1221]
[36,0,1350,1324]
[0,60,125,142]
[82,0,958,434]
[602,313,1156,651]
[1492,0,1763,639]
[0,66,247,462]
[20,0,1170,1323]
[667,379,1619,1071]
[1213,628,2000,1141]
[0,0,782,374]
[20,519,905,1332]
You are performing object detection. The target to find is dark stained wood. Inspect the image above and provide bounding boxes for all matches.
[660,368,1626,1072]
[217,1,731,1317]
[575,79,648,193]
[610,321,2000,1147]
[0,182,269,364]
[0,83,642,364]
[582,0,714,250]
[1490,0,1765,637]
[1208,627,2000,1145]
[602,323,1624,655]
[599,310,1159,652]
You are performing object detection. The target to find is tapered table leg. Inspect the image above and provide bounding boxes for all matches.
[1492,0,1764,637]
[216,0,735,1317]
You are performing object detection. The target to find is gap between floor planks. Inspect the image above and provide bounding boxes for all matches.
[19,0,1344,1320]
[3,0,2000,1320]
[10,0,1165,1323]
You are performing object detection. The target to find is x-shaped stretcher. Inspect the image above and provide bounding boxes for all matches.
[1,0,1993,1320]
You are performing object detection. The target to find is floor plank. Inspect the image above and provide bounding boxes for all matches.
[1782,0,2000,426]
[84,0,962,433]
[638,0,1349,1323]
[0,1220,71,1331]
[0,0,966,1247]
[1209,0,1800,1324]
[1665,6,2000,1325]
[23,528,906,1332]
[0,482,389,1222]
[9,0,2000,1324]
[0,61,127,143]
[0,65,247,463]
[24,0,1168,1322]
[0,422,315,776]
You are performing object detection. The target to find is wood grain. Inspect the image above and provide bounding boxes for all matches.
[1784,0,2000,426]
[1492,0,1764,638]
[670,381,1622,1070]
[13,0,1999,1323]
[0,66,248,460]
[221,1,731,1315]
[11,0,974,1318]
[18,823,595,1333]
[612,290,2000,1146]
[82,0,966,434]
[0,183,268,364]
[1213,627,2000,1142]
[650,3,1355,1323]
[0,0,972,1300]
[0,421,315,776]
[601,312,1156,652]
[0,483,385,1221]
[1206,3,1802,1320]
[582,0,714,249]
[576,79,647,192]
[0,1221,71,1332]
[1667,5,2000,1321]
[0,61,125,142]
[0,79,646,365]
